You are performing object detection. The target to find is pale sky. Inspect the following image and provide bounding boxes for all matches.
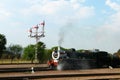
[0,0,120,53]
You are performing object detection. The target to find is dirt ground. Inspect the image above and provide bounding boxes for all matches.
[0,64,120,80]
[0,64,47,68]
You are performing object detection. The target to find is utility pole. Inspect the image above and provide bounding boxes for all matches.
[29,21,45,63]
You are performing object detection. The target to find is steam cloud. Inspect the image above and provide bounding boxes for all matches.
[57,63,64,70]
[58,29,65,46]
[58,21,74,46]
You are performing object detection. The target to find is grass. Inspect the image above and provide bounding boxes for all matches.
[0,59,32,64]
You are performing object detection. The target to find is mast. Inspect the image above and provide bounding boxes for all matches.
[28,21,45,63]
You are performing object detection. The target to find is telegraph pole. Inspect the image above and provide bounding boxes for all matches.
[29,21,45,63]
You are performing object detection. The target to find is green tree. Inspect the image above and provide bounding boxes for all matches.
[8,44,23,62]
[22,42,46,63]
[9,44,23,55]
[22,44,35,63]
[0,34,7,58]
[2,47,14,59]
[37,42,46,63]
[44,49,52,60]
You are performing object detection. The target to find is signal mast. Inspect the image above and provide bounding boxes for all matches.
[29,21,45,63]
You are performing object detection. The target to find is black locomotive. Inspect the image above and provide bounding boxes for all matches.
[48,47,120,70]
[57,48,120,70]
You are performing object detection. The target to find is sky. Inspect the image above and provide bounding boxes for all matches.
[0,0,120,53]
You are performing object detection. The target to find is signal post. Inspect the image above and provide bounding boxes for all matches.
[28,21,45,63]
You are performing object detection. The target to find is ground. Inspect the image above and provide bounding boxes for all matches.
[0,64,120,80]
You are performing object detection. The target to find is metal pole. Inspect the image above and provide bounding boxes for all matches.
[34,26,38,63]
[34,40,38,63]
[29,21,45,64]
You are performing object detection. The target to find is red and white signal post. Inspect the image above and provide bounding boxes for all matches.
[29,21,45,63]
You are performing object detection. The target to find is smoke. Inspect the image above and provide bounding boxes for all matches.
[58,29,65,46]
[57,59,93,70]
[58,21,74,46]
[57,63,64,71]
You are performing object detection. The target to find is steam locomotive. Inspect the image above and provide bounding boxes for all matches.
[47,47,120,70]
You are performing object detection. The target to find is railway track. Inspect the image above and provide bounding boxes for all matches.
[0,64,120,80]
[0,64,50,73]
[0,72,120,80]
[0,68,120,79]
[0,67,51,73]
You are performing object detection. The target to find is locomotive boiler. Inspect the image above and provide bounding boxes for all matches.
[47,47,120,70]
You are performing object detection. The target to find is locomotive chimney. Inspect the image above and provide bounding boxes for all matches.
[58,46,61,52]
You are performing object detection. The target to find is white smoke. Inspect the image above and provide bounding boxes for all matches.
[57,63,64,71]
[58,21,74,46]
[58,29,65,46]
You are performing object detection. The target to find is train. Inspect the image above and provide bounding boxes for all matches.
[47,47,120,70]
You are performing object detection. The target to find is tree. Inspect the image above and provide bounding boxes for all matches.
[22,42,46,63]
[1,49,14,59]
[44,49,52,60]
[8,44,23,59]
[37,42,46,63]
[0,34,7,58]
[22,44,35,63]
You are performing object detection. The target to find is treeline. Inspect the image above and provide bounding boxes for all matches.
[0,42,52,64]
[1,33,120,64]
